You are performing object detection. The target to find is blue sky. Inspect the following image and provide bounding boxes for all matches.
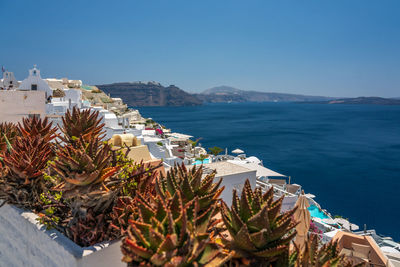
[1,0,399,97]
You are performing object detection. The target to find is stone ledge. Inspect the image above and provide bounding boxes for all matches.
[0,202,124,267]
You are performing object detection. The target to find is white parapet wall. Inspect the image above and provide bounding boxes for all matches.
[0,90,45,123]
[0,203,124,267]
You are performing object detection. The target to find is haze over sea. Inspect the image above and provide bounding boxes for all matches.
[137,102,400,240]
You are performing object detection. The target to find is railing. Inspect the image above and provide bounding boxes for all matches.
[256,179,297,197]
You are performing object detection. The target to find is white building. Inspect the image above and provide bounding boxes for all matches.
[18,65,53,98]
[202,161,257,206]
[46,88,83,115]
[0,71,19,90]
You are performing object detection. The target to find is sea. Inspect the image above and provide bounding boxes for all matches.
[136,102,400,240]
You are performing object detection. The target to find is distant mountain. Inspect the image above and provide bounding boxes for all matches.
[314,97,400,105]
[96,82,202,107]
[197,86,335,103]
[202,86,243,95]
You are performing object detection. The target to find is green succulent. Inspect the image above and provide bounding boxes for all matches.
[220,179,297,266]
[155,164,224,227]
[51,137,119,213]
[0,118,55,211]
[60,106,105,144]
[121,191,232,266]
[289,234,365,267]
[18,116,57,143]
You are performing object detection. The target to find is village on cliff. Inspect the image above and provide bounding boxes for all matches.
[1,66,399,267]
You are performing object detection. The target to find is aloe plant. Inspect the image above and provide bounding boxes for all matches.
[60,106,105,144]
[18,116,57,143]
[289,234,365,267]
[121,191,232,266]
[66,208,117,247]
[220,179,298,266]
[0,135,53,209]
[110,161,161,236]
[51,137,118,213]
[155,164,224,226]
[0,116,58,210]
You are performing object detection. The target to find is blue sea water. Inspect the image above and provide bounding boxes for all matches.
[137,102,400,240]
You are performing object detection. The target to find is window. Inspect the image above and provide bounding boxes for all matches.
[31,84,37,91]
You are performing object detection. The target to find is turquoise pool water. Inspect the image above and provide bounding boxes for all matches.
[308,205,329,219]
[192,158,210,165]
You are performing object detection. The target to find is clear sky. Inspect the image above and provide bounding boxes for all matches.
[1,0,399,97]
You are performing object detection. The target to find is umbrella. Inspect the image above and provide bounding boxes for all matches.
[294,193,311,251]
[232,148,244,154]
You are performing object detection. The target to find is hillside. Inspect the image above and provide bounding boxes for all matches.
[319,97,400,105]
[96,82,202,107]
[197,86,335,103]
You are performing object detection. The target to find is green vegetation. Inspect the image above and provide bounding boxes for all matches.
[188,138,200,148]
[100,97,114,103]
[208,146,223,156]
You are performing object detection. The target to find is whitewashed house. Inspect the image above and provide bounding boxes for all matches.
[18,65,53,99]
[202,161,257,206]
[0,71,19,90]
[46,88,82,115]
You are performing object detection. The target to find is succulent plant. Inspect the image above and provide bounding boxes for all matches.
[220,179,298,266]
[121,191,232,266]
[155,164,224,224]
[289,234,365,267]
[4,135,53,185]
[0,135,53,209]
[17,116,57,143]
[60,106,105,144]
[51,137,119,213]
[66,208,117,247]
[110,161,161,236]
[0,117,57,210]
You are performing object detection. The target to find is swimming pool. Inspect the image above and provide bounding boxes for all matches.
[308,205,329,219]
[192,158,210,165]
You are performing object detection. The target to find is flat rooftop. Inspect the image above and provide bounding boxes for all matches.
[203,161,255,177]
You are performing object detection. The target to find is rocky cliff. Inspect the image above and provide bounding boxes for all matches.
[96,82,202,107]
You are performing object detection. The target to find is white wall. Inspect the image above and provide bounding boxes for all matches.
[64,89,82,105]
[0,90,45,123]
[218,170,257,206]
[18,67,53,98]
[147,141,168,160]
[0,203,124,267]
